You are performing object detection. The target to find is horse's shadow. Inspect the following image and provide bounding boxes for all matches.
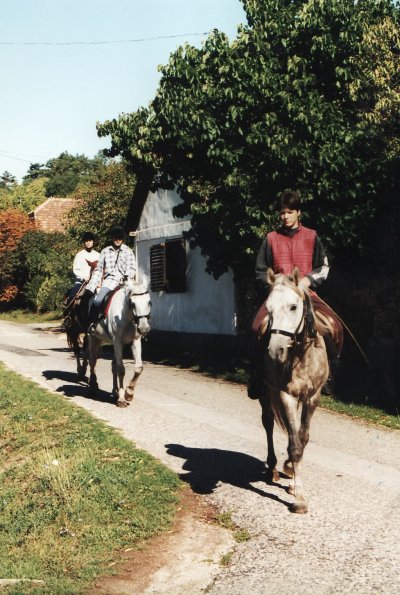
[165,443,291,509]
[42,370,113,403]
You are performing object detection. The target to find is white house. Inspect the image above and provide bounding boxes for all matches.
[132,188,238,338]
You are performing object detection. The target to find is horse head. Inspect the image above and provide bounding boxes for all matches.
[265,267,306,364]
[126,281,151,336]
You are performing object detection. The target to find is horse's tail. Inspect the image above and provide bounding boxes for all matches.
[65,324,77,351]
[64,315,84,352]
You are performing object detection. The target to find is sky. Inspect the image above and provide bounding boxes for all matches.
[0,0,246,181]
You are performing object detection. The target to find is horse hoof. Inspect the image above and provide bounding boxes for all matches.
[116,400,128,408]
[283,460,294,478]
[265,467,280,483]
[289,501,308,514]
[124,390,134,402]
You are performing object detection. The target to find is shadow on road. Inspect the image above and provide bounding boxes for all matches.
[42,369,114,403]
[165,443,291,510]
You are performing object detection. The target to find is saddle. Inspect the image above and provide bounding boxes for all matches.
[101,286,121,318]
[311,295,343,356]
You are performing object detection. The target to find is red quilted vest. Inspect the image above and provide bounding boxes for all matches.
[267,226,316,277]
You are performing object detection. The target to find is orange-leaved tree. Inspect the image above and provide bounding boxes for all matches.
[0,209,33,305]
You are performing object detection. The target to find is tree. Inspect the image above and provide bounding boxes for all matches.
[67,163,136,247]
[0,171,17,190]
[22,162,49,183]
[98,0,400,280]
[11,229,74,312]
[43,151,108,197]
[0,177,47,213]
[0,209,33,304]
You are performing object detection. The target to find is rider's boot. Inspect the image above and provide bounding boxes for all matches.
[247,370,265,400]
[87,303,101,333]
[247,336,266,400]
[322,334,340,396]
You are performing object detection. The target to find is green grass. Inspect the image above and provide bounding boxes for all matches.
[0,363,181,594]
[320,395,400,430]
[0,309,62,324]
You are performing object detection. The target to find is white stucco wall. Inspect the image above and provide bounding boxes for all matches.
[134,188,237,336]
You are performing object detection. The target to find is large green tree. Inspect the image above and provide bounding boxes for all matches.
[36,152,109,198]
[67,163,136,248]
[98,0,400,280]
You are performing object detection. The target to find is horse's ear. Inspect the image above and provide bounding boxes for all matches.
[292,266,301,285]
[266,268,276,286]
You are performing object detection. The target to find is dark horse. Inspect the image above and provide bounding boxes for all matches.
[256,268,330,513]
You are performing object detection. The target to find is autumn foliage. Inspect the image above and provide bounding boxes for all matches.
[0,209,33,303]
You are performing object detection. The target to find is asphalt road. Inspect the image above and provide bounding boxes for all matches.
[1,320,400,595]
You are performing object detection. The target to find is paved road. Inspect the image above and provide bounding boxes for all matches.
[1,320,400,594]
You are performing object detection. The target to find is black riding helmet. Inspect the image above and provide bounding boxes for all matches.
[82,231,95,242]
[110,225,126,240]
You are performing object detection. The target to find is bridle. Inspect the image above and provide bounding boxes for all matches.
[128,288,151,325]
[265,292,317,350]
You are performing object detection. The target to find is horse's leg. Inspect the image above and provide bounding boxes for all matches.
[80,334,88,381]
[112,341,128,407]
[88,336,101,397]
[280,391,308,514]
[260,391,279,482]
[299,393,319,450]
[124,337,143,403]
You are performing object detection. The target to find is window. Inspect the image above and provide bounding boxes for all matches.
[150,237,187,293]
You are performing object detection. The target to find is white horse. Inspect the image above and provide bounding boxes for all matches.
[88,281,151,407]
[257,268,329,513]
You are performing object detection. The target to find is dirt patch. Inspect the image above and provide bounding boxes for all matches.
[87,488,234,594]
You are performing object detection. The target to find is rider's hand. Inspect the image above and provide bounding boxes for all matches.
[298,277,311,291]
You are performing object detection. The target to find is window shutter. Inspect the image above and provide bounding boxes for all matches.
[149,237,187,293]
[150,243,166,291]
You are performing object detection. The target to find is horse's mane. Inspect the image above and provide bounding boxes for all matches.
[126,281,148,295]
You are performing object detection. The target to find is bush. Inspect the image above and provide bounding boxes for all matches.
[11,229,76,312]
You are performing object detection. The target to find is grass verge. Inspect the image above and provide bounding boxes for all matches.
[0,363,180,594]
[0,310,62,324]
[319,395,400,430]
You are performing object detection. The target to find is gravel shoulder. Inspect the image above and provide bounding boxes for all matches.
[1,320,400,594]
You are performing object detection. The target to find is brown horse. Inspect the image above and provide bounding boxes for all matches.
[63,284,90,383]
[257,268,329,513]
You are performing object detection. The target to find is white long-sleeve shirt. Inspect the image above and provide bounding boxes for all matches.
[73,249,100,283]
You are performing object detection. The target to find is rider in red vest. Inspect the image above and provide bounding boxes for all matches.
[248,189,343,399]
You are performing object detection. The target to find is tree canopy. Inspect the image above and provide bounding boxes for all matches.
[66,163,136,248]
[98,0,400,278]
[43,152,109,197]
[0,209,33,303]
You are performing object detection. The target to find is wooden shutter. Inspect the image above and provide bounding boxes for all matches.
[166,238,186,293]
[150,243,166,291]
